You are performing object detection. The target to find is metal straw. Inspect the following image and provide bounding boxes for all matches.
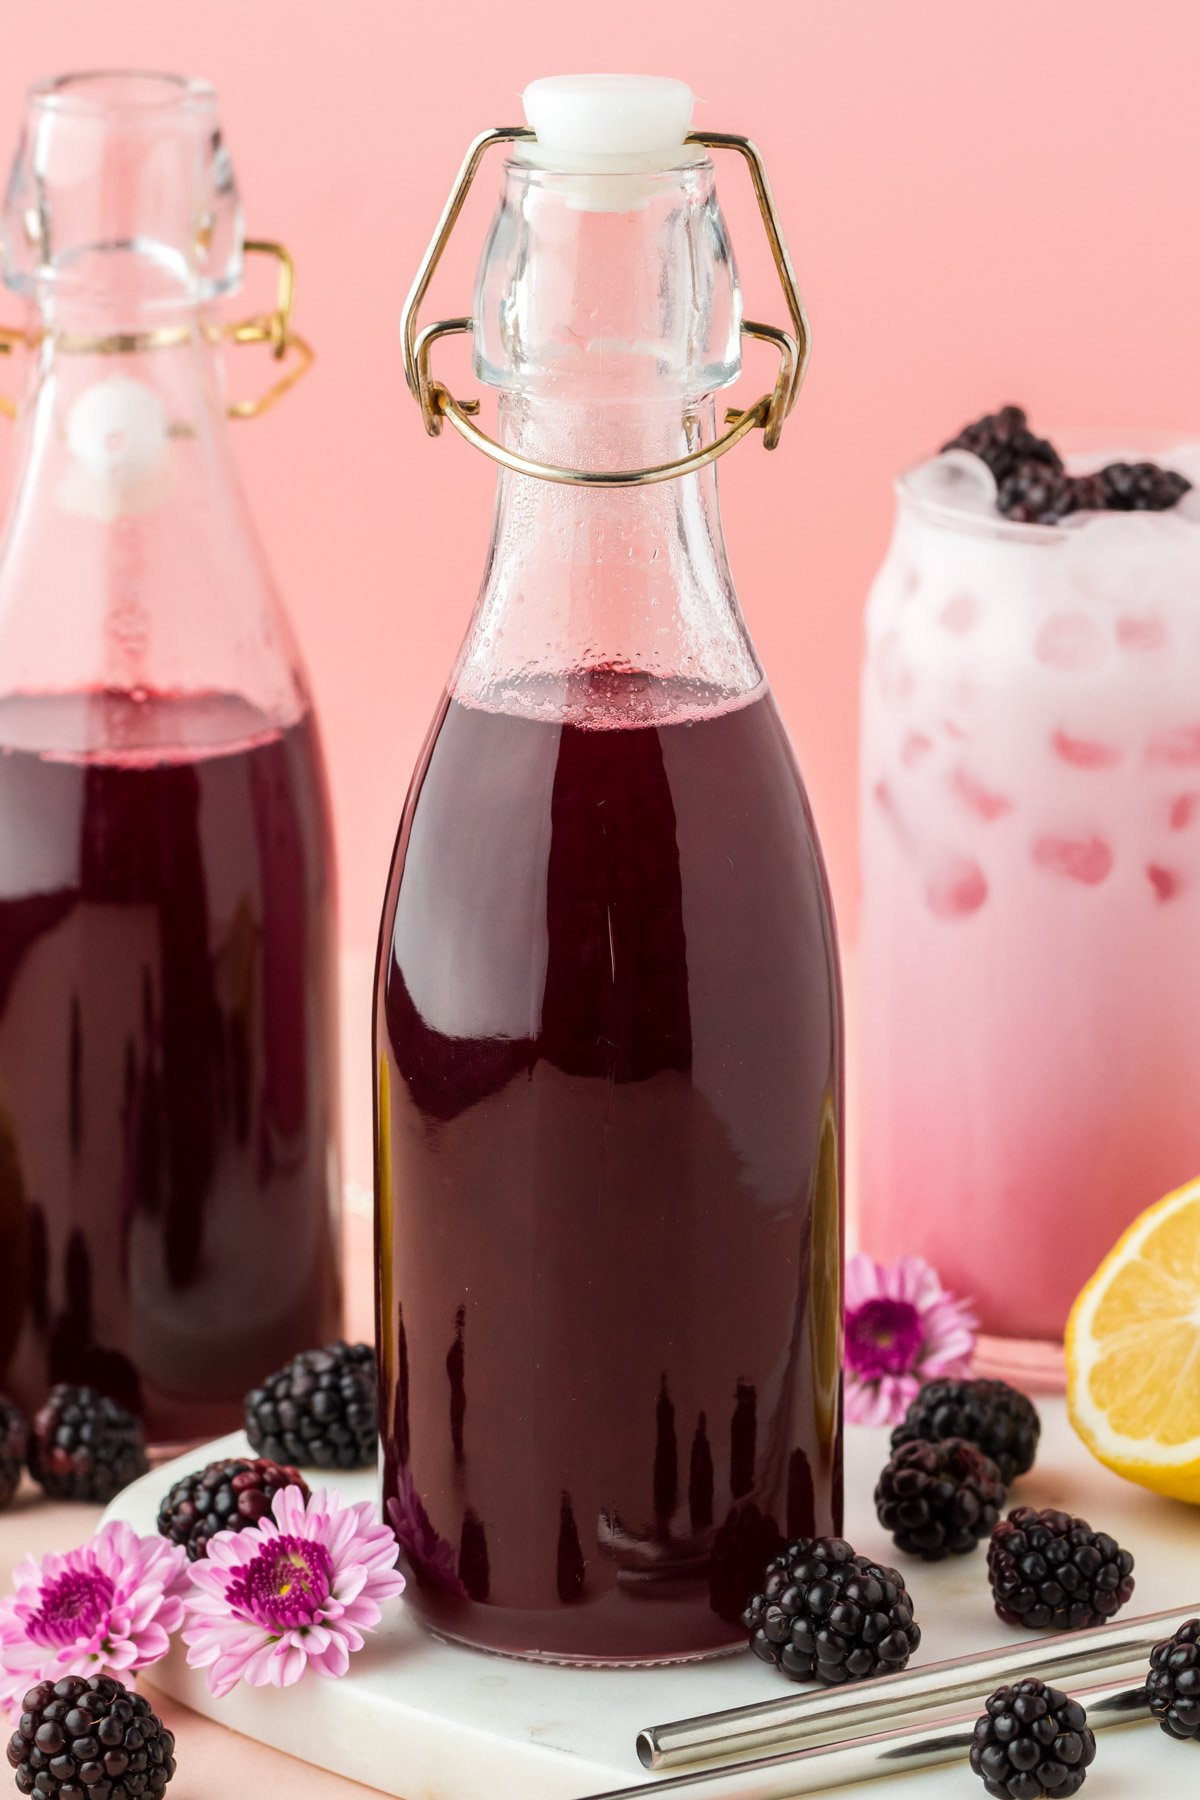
[637,1603,1193,1771]
[587,1679,1149,1800]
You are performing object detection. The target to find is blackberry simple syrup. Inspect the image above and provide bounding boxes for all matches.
[0,693,339,1441]
[377,77,844,1661]
[0,74,341,1438]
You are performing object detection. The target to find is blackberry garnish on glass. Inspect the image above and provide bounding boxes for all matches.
[1099,460,1193,511]
[941,405,1062,486]
[941,405,1193,524]
[996,464,1109,525]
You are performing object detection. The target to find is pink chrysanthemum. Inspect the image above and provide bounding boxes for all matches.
[0,1521,189,1714]
[182,1485,406,1698]
[844,1252,978,1426]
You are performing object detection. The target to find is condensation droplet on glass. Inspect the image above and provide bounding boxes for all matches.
[1032,833,1114,886]
[874,630,914,701]
[939,595,978,636]
[1169,793,1200,831]
[872,780,912,852]
[925,854,988,919]
[1147,864,1183,903]
[950,765,1014,821]
[1116,614,1167,653]
[1148,724,1200,768]
[1051,730,1123,770]
[1034,613,1109,673]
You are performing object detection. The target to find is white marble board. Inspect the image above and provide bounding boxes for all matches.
[103,1401,1200,1799]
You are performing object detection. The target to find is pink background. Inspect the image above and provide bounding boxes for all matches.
[1,2,1198,953]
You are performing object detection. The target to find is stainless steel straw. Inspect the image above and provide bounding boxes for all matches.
[588,1680,1149,1800]
[637,1603,1193,1771]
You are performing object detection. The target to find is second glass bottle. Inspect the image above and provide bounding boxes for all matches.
[0,73,341,1443]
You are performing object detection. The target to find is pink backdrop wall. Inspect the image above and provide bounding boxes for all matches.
[0,2,1197,952]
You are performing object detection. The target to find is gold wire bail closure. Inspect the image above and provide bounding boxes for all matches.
[0,238,313,421]
[400,126,811,488]
[226,239,315,419]
[0,326,21,420]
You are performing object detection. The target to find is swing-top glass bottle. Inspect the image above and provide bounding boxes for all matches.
[0,72,341,1443]
[376,76,844,1663]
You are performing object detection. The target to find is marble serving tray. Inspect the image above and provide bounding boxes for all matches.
[103,1401,1196,1799]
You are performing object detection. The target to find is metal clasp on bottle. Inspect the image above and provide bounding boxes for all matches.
[0,239,313,421]
[401,127,811,488]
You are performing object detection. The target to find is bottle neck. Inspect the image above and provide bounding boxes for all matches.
[453,153,763,725]
[452,393,762,723]
[0,309,307,740]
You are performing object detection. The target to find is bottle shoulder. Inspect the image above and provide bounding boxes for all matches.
[0,359,314,739]
[379,680,832,946]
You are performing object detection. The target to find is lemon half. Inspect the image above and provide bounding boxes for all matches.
[1066,1177,1200,1504]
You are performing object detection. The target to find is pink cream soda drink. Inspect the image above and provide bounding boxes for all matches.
[859,409,1200,1365]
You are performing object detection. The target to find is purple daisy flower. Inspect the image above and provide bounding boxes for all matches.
[0,1521,189,1714]
[844,1252,978,1426]
[182,1485,406,1698]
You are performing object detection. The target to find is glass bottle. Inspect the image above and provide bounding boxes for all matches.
[0,72,341,1443]
[376,76,843,1663]
[859,440,1200,1385]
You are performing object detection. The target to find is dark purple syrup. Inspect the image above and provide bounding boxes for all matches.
[376,675,843,1661]
[0,689,340,1442]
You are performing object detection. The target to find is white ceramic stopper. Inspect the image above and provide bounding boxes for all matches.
[520,74,695,172]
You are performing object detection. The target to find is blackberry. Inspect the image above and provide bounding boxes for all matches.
[970,1680,1096,1799]
[6,1672,176,1798]
[157,1456,310,1560]
[1098,460,1192,512]
[891,1379,1040,1485]
[874,1437,1005,1561]
[987,1506,1135,1631]
[997,465,1108,525]
[942,406,1063,486]
[0,1394,27,1510]
[743,1535,921,1684]
[245,1341,377,1470]
[1146,1617,1200,1742]
[28,1385,148,1504]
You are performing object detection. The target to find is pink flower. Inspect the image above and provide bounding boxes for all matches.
[844,1252,977,1426]
[183,1486,406,1698]
[0,1522,189,1714]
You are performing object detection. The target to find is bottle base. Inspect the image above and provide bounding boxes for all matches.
[974,1333,1066,1394]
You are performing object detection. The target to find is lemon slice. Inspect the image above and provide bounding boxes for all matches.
[1066,1177,1200,1503]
